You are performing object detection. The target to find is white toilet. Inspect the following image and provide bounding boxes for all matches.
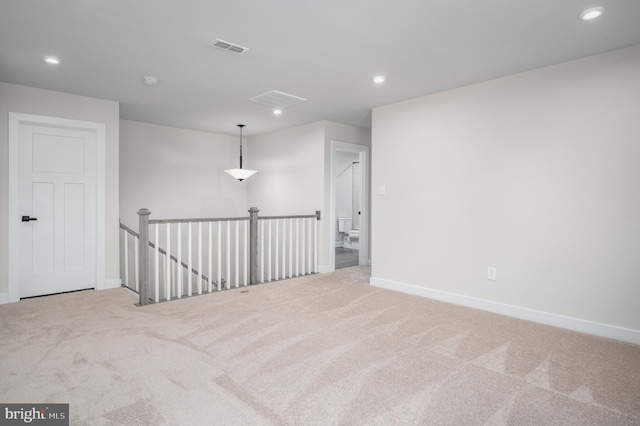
[346,229,359,249]
[338,218,359,249]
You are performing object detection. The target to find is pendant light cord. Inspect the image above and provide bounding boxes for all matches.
[238,124,245,169]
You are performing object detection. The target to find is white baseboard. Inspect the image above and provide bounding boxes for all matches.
[317,265,334,274]
[100,279,122,290]
[1,280,122,303]
[370,277,640,346]
[124,287,139,298]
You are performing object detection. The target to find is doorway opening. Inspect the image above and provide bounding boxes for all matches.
[330,141,369,271]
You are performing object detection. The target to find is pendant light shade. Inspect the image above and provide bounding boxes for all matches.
[225,168,257,181]
[225,124,257,181]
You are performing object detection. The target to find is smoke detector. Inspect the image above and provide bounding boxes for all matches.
[143,76,159,85]
[209,38,250,55]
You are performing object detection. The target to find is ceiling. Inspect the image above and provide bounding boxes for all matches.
[2,0,640,137]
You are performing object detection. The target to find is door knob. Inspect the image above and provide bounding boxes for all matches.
[21,216,37,222]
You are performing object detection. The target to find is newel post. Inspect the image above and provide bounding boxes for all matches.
[249,207,260,285]
[137,208,151,306]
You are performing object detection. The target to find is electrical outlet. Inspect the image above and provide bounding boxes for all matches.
[487,266,497,281]
[379,184,386,196]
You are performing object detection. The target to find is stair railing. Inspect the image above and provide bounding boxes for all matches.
[121,207,321,306]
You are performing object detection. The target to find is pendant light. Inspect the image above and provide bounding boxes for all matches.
[225,124,257,181]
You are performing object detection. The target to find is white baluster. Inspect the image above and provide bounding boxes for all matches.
[208,221,213,293]
[302,218,306,275]
[308,219,312,273]
[166,224,171,301]
[123,230,129,287]
[289,218,293,278]
[226,221,231,289]
[296,218,300,277]
[134,235,139,292]
[235,221,239,288]
[314,217,318,273]
[198,222,203,295]
[268,220,272,282]
[275,219,279,281]
[188,222,192,297]
[161,253,166,300]
[281,219,286,279]
[306,218,311,274]
[244,220,248,286]
[173,256,177,297]
[154,224,159,302]
[260,220,265,283]
[217,221,222,291]
[177,223,182,298]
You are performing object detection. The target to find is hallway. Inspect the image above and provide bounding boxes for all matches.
[335,247,358,269]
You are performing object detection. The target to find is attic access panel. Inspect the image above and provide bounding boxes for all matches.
[249,90,307,109]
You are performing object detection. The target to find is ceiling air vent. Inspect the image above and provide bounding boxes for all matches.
[209,38,249,55]
[249,90,307,109]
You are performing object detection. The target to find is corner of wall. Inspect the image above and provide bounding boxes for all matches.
[100,279,122,290]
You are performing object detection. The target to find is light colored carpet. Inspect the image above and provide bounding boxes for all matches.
[1,266,639,425]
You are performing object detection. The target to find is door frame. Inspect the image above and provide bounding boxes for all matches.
[329,140,370,271]
[8,113,106,303]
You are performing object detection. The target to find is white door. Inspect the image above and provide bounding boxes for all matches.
[18,123,97,298]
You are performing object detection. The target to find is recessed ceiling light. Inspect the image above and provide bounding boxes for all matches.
[143,76,159,85]
[273,109,282,115]
[373,75,386,84]
[43,56,61,65]
[580,7,604,21]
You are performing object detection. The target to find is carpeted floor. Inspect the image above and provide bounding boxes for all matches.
[1,266,639,425]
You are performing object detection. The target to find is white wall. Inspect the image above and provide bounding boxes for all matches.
[247,121,325,216]
[120,120,248,230]
[248,120,370,270]
[371,45,640,341]
[0,82,120,295]
[325,121,371,149]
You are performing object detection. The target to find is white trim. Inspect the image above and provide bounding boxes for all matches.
[330,141,370,271]
[123,286,139,298]
[103,279,122,290]
[317,265,333,274]
[0,293,8,305]
[94,117,107,291]
[370,277,640,346]
[8,113,107,302]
